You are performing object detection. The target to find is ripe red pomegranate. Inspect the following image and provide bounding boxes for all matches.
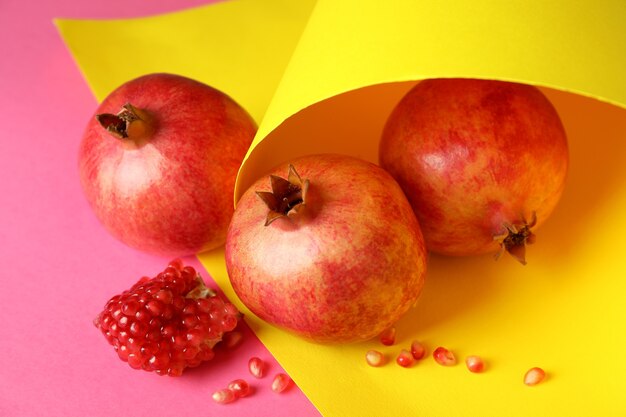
[225,154,427,343]
[93,259,241,376]
[379,78,569,264]
[79,73,257,256]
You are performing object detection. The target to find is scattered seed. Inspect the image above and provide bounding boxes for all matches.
[227,379,251,398]
[379,327,396,346]
[248,356,265,378]
[365,350,386,367]
[433,346,456,366]
[212,388,236,404]
[222,331,243,349]
[465,355,485,373]
[524,367,546,386]
[271,373,292,393]
[410,340,426,360]
[396,349,415,367]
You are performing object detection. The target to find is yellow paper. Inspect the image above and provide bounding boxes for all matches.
[57,0,626,416]
[55,0,317,123]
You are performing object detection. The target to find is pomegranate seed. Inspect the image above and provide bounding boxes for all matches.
[379,327,396,346]
[248,357,266,378]
[465,355,485,373]
[212,388,236,404]
[433,346,456,366]
[396,349,415,367]
[222,331,243,349]
[168,259,184,271]
[410,340,426,360]
[227,379,251,398]
[524,367,546,386]
[271,373,292,393]
[365,350,385,367]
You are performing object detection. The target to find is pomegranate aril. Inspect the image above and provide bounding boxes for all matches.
[212,388,236,404]
[168,366,184,377]
[224,303,239,316]
[145,300,164,316]
[148,351,170,369]
[365,350,385,367]
[198,346,215,361]
[185,329,205,346]
[227,379,251,398]
[379,327,396,346]
[410,340,426,360]
[127,353,143,369]
[433,347,456,366]
[182,346,200,359]
[129,321,147,336]
[168,258,184,270]
[182,314,200,328]
[182,304,197,315]
[524,367,546,386]
[181,265,197,279]
[271,373,292,393]
[222,331,243,349]
[117,344,129,361]
[163,266,181,279]
[205,325,220,340]
[111,308,123,321]
[117,315,130,329]
[465,355,485,373]
[248,357,265,378]
[396,349,415,367]
[222,314,238,332]
[121,300,140,316]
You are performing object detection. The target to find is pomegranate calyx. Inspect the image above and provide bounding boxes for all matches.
[256,164,309,226]
[96,103,153,145]
[494,212,537,265]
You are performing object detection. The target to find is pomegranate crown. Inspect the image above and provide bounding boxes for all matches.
[494,212,537,265]
[255,164,309,226]
[96,103,153,145]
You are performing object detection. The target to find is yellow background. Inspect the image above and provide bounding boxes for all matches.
[57,0,626,415]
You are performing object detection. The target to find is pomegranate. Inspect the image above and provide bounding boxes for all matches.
[379,78,569,263]
[225,154,427,343]
[79,73,257,257]
[93,259,241,376]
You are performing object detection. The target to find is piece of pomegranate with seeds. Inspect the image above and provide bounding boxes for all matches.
[79,73,257,257]
[225,154,427,343]
[93,259,241,376]
[380,78,569,264]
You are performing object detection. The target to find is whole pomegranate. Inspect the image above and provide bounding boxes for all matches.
[79,73,256,256]
[379,78,569,264]
[225,154,427,343]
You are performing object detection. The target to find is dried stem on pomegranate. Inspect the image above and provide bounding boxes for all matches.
[96,103,154,144]
[494,212,537,265]
[256,164,309,226]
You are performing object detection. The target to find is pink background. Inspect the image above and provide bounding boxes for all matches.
[0,1,321,416]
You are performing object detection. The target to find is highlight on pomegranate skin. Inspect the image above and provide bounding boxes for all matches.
[225,153,428,344]
[93,259,241,376]
[380,78,569,264]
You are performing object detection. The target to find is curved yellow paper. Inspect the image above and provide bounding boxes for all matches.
[57,0,626,416]
[55,0,317,123]
[235,0,626,198]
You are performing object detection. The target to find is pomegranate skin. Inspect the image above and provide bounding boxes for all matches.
[379,78,569,259]
[225,154,427,344]
[79,73,256,256]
